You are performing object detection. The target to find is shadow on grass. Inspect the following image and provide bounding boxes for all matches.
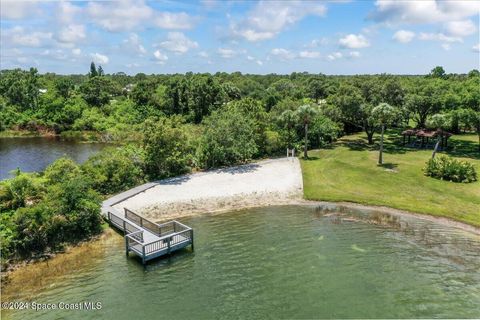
[446,138,480,160]
[302,156,320,161]
[320,131,479,161]
[377,162,399,170]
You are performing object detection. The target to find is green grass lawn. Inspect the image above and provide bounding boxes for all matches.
[301,131,480,227]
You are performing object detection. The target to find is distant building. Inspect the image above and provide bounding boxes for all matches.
[123,83,135,93]
[39,88,48,94]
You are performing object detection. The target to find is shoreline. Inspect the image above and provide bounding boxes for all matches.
[0,227,114,284]
[138,198,480,236]
[3,199,479,285]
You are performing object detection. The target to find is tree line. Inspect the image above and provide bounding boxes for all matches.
[1,65,479,265]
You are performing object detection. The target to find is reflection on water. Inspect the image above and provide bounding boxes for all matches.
[2,205,480,319]
[0,137,107,179]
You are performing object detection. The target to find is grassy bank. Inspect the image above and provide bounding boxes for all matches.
[0,130,53,138]
[0,129,131,142]
[301,132,480,227]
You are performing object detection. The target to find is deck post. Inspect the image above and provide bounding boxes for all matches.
[142,245,146,264]
[167,237,171,254]
[123,220,126,234]
[125,237,129,257]
[190,229,194,251]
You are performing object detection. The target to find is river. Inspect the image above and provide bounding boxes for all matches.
[0,137,107,180]
[2,205,479,319]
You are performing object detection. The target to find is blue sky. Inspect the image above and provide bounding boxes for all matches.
[1,0,479,75]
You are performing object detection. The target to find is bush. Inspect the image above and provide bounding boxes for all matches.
[198,107,257,168]
[424,156,477,183]
[143,117,192,179]
[82,145,145,194]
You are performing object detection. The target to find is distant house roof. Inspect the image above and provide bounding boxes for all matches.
[39,88,48,94]
[123,84,135,92]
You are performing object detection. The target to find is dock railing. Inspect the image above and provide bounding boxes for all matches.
[108,211,144,242]
[108,208,194,264]
[143,226,193,255]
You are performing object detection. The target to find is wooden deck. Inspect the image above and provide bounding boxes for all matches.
[105,208,194,264]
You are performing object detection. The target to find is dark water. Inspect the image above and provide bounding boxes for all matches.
[0,137,107,179]
[3,205,480,319]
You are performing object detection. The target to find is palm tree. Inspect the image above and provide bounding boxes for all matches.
[428,113,450,159]
[372,103,396,165]
[278,109,298,149]
[295,104,318,159]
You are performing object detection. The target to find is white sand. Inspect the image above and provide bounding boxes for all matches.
[113,158,303,220]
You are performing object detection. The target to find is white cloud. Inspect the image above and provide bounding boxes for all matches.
[56,1,82,25]
[256,60,263,66]
[0,0,39,19]
[87,0,152,32]
[201,0,218,9]
[327,52,343,61]
[153,50,168,64]
[271,48,296,60]
[126,62,141,68]
[57,24,86,44]
[72,48,82,57]
[123,33,147,56]
[305,38,328,48]
[369,0,480,25]
[349,51,360,58]
[393,30,415,43]
[155,12,197,30]
[299,51,321,59]
[217,48,236,58]
[444,20,477,37]
[247,55,255,61]
[441,43,451,51]
[473,43,480,53]
[198,51,209,58]
[232,29,276,42]
[86,0,197,32]
[90,53,109,64]
[157,32,198,54]
[230,1,327,42]
[339,34,370,49]
[41,49,71,61]
[3,27,53,47]
[418,32,463,43]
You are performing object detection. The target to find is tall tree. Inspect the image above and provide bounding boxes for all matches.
[405,79,442,128]
[463,108,480,151]
[278,110,298,149]
[429,66,446,79]
[295,104,318,158]
[372,103,397,165]
[89,62,98,78]
[97,65,104,76]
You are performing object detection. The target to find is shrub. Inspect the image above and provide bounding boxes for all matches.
[424,156,477,183]
[44,157,81,184]
[143,117,192,179]
[198,107,257,168]
[82,145,145,194]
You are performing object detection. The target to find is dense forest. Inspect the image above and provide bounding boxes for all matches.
[1,64,479,266]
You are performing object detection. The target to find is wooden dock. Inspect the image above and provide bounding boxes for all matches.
[105,208,194,264]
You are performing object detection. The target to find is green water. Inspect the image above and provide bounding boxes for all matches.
[4,205,480,319]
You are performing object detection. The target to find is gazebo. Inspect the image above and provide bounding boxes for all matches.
[402,129,452,150]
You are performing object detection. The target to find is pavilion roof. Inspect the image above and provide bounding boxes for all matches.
[401,128,452,138]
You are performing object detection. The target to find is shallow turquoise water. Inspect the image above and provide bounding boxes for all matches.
[4,205,480,319]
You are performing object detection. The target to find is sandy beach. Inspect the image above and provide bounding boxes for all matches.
[112,157,303,220]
